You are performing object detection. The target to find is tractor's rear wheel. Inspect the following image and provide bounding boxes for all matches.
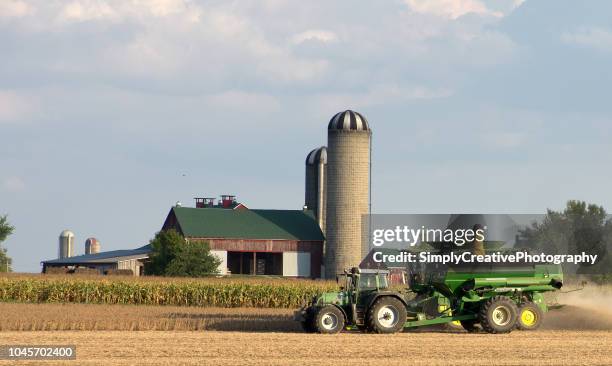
[478,296,518,334]
[516,302,543,331]
[367,297,407,334]
[460,320,480,333]
[314,305,345,334]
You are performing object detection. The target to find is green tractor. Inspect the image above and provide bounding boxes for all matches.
[295,261,563,334]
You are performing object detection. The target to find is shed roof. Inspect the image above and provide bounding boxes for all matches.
[42,244,151,265]
[167,207,325,241]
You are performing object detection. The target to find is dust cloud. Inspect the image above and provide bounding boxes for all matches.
[544,284,612,330]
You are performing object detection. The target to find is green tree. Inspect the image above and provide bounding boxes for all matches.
[0,215,15,273]
[165,241,221,277]
[519,200,611,275]
[144,229,221,277]
[144,229,184,276]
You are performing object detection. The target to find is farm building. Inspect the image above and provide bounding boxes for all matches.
[41,244,151,276]
[161,204,325,278]
[42,196,325,278]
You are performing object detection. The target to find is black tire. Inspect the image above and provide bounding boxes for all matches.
[367,297,407,334]
[314,305,345,334]
[301,308,317,333]
[460,320,480,333]
[516,302,543,331]
[478,296,518,334]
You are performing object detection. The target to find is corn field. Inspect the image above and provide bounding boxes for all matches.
[0,276,337,308]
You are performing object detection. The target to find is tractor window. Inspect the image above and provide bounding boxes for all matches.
[359,274,389,290]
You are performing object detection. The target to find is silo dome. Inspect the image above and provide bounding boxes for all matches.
[306,146,327,165]
[60,230,74,237]
[327,110,370,131]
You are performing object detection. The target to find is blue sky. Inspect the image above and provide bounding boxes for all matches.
[1,0,611,272]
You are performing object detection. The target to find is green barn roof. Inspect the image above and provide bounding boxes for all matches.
[166,207,325,241]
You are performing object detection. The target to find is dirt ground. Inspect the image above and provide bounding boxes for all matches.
[1,287,611,365]
[0,330,610,366]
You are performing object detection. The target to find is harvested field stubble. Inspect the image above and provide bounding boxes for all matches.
[0,330,611,366]
[0,303,299,331]
[0,299,611,332]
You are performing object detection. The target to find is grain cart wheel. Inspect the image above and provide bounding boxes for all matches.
[367,297,407,334]
[516,302,543,331]
[301,308,317,333]
[460,320,480,333]
[314,306,345,334]
[479,296,518,334]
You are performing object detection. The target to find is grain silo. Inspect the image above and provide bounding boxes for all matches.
[85,237,101,255]
[324,110,371,279]
[58,230,75,259]
[305,146,327,234]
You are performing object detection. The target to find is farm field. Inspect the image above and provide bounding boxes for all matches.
[0,330,611,366]
[0,303,299,331]
[0,301,612,331]
[0,278,610,364]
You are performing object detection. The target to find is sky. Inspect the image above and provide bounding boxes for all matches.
[1,0,612,272]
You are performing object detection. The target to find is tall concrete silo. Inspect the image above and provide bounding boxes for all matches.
[305,146,327,234]
[58,230,75,259]
[324,110,371,279]
[85,237,101,255]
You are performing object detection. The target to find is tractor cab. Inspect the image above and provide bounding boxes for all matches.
[339,267,390,293]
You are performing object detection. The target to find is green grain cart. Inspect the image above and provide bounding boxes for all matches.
[295,260,563,334]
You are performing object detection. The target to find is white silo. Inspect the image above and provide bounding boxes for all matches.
[305,146,327,234]
[59,230,75,259]
[85,237,101,255]
[324,110,371,279]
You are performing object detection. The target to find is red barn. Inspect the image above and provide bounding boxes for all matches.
[162,201,324,278]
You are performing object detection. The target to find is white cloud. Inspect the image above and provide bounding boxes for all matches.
[58,1,117,23]
[481,132,525,149]
[291,30,338,45]
[314,84,452,110]
[2,176,25,192]
[205,90,281,114]
[562,27,612,52]
[405,0,502,19]
[0,91,32,122]
[146,0,190,17]
[0,0,32,18]
[55,0,201,24]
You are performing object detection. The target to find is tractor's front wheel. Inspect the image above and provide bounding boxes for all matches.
[516,302,543,331]
[478,296,518,334]
[314,305,345,334]
[367,297,407,334]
